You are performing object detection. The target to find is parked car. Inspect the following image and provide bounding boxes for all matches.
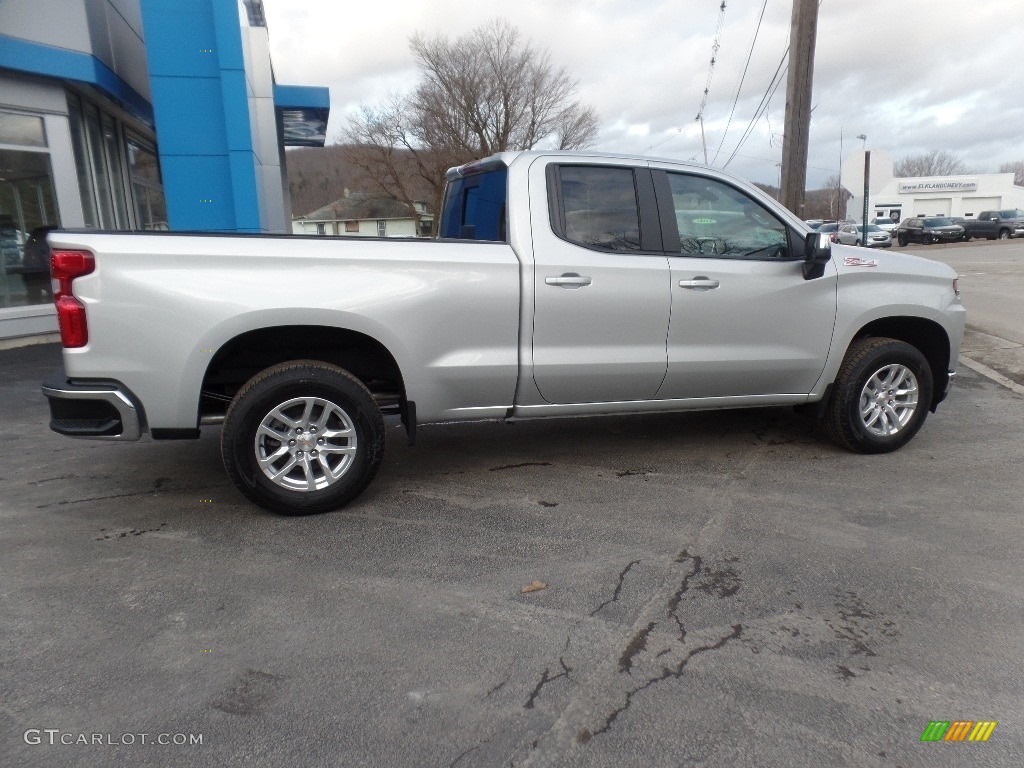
[837,224,892,248]
[1,217,25,273]
[870,217,898,233]
[948,217,973,241]
[817,222,841,242]
[40,150,966,515]
[895,217,965,246]
[958,209,1024,241]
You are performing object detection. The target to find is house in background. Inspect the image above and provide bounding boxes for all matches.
[293,191,432,237]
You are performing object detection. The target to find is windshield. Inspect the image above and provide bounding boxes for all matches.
[924,217,954,226]
[873,218,894,225]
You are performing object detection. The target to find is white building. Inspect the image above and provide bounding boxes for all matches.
[292,192,432,237]
[842,149,1024,223]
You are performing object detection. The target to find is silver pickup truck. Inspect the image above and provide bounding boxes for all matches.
[42,151,966,515]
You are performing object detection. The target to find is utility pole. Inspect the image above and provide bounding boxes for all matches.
[861,150,871,246]
[780,0,819,216]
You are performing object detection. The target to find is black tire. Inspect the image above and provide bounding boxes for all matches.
[998,229,1011,240]
[924,233,934,245]
[823,338,933,454]
[221,360,385,515]
[897,233,908,247]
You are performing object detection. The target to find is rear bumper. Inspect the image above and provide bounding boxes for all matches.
[41,373,143,441]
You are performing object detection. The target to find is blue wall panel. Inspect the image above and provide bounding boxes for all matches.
[227,151,263,232]
[139,0,260,232]
[159,155,237,231]
[146,77,229,155]
[138,8,219,79]
[219,69,254,153]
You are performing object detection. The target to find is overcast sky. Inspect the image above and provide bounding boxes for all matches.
[261,0,1024,189]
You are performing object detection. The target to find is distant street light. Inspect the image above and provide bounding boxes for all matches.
[857,133,867,149]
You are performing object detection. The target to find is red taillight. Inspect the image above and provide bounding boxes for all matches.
[51,249,95,348]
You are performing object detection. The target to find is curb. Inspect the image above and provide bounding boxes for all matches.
[0,333,60,351]
[959,355,1024,397]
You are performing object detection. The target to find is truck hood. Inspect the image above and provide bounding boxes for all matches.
[830,243,957,280]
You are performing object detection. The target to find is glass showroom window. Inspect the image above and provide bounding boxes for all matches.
[67,92,134,229]
[67,92,164,231]
[0,110,60,309]
[126,135,167,230]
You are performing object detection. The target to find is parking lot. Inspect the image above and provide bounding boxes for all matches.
[2,239,1023,767]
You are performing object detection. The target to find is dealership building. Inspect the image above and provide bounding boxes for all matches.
[0,0,329,340]
[842,148,1024,224]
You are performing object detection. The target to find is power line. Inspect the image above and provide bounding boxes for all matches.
[696,1,729,123]
[645,1,727,157]
[722,48,788,168]
[710,0,769,165]
[728,151,836,174]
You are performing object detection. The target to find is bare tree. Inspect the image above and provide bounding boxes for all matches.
[999,160,1024,186]
[894,150,971,178]
[344,19,599,234]
[343,95,451,230]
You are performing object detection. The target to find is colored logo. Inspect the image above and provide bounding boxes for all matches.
[921,721,997,742]
[843,256,879,268]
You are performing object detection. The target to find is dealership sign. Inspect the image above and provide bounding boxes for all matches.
[898,179,978,194]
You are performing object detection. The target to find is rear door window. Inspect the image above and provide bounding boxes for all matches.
[550,166,643,252]
[439,165,508,241]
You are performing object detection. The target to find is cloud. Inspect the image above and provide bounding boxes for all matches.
[263,0,1024,188]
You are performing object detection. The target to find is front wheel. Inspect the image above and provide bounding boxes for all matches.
[823,338,933,454]
[897,233,908,247]
[221,361,385,515]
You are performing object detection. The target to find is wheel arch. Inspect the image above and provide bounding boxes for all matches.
[200,325,407,421]
[851,316,950,410]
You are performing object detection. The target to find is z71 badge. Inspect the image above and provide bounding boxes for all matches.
[844,256,879,267]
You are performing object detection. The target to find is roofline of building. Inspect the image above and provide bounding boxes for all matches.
[0,34,153,125]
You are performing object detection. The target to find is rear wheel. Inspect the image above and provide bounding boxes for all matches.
[221,361,385,515]
[998,229,1011,240]
[824,338,933,454]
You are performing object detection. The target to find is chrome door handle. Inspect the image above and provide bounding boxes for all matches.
[545,273,592,288]
[679,277,720,290]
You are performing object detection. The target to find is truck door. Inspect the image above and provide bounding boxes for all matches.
[652,169,837,399]
[529,161,671,404]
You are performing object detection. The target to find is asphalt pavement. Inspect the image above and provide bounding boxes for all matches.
[911,237,1024,389]
[1,329,1022,767]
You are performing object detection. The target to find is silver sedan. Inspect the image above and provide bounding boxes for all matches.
[837,224,892,248]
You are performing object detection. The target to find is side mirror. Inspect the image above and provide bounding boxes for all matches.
[802,232,832,280]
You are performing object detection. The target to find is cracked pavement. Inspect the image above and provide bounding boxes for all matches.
[2,339,1023,767]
